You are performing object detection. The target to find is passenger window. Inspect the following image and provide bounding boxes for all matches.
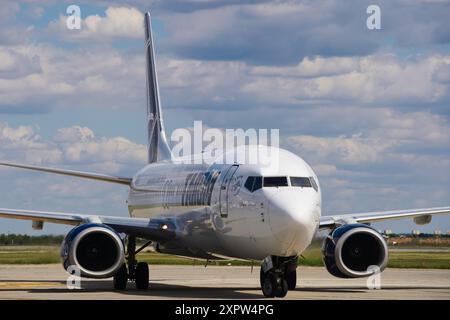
[244,176,262,192]
[290,177,312,188]
[263,176,288,187]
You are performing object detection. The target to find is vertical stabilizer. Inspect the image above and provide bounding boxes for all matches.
[144,12,173,163]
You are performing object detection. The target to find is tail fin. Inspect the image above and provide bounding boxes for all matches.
[144,12,173,163]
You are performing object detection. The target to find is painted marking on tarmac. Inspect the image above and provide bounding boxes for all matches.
[0,281,63,289]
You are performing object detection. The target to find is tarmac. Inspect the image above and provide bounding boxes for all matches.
[0,264,449,299]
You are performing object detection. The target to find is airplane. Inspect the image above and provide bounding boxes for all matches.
[0,11,449,298]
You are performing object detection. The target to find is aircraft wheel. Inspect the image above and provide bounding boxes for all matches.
[113,263,128,290]
[260,268,288,298]
[135,262,149,290]
[261,270,276,298]
[273,274,288,298]
[285,269,297,290]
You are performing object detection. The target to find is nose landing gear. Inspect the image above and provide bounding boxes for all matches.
[260,256,298,298]
[260,269,288,298]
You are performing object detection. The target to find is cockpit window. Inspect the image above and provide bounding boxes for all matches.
[290,177,312,188]
[263,176,288,187]
[246,176,317,191]
[309,176,319,192]
[244,176,262,192]
[290,176,319,192]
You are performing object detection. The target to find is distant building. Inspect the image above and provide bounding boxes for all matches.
[383,229,393,235]
[412,229,421,236]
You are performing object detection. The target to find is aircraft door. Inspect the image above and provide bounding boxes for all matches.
[219,165,239,218]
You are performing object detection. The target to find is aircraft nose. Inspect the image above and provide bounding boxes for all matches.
[267,190,319,255]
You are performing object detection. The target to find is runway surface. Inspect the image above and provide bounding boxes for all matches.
[0,264,449,299]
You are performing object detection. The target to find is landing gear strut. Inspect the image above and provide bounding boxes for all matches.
[259,256,298,298]
[113,236,151,290]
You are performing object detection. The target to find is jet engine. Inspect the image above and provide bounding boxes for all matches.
[322,224,388,278]
[61,223,125,278]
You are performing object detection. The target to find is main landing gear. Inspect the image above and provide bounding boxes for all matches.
[113,236,151,290]
[260,256,298,298]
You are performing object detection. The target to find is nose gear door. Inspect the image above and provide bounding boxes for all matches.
[219,165,239,218]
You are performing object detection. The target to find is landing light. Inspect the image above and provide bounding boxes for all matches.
[161,224,168,230]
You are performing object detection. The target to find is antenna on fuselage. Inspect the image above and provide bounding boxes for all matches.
[144,12,173,163]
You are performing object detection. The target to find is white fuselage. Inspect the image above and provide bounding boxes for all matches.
[127,145,321,261]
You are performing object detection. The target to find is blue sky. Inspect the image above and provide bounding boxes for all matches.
[0,0,449,235]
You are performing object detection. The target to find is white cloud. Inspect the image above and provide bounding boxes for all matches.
[54,126,95,143]
[0,123,146,172]
[0,124,35,142]
[0,47,42,79]
[251,56,360,78]
[158,0,450,68]
[287,109,450,166]
[289,134,394,165]
[243,54,450,106]
[0,44,145,111]
[153,53,450,111]
[0,123,62,164]
[1,37,448,115]
[63,136,146,165]
[48,6,144,41]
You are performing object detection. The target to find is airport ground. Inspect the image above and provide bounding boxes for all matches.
[0,244,448,299]
[0,264,449,299]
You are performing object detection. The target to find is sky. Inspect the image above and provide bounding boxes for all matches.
[0,0,449,235]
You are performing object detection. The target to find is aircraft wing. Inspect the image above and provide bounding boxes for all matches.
[319,206,450,229]
[0,208,176,241]
[0,162,175,240]
[0,162,132,185]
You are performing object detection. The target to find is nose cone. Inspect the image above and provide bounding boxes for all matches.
[267,189,320,256]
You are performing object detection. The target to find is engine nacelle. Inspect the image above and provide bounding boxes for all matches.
[61,223,125,278]
[322,224,388,278]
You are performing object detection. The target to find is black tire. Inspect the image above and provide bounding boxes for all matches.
[135,262,149,290]
[259,267,265,287]
[260,268,276,298]
[274,276,288,298]
[285,270,297,290]
[261,275,275,298]
[113,264,128,290]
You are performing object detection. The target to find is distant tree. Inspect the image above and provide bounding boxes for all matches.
[0,234,64,245]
